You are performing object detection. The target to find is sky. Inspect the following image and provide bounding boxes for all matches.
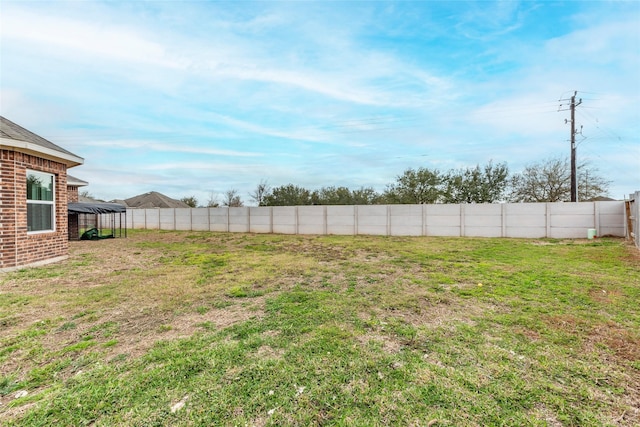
[1,0,639,204]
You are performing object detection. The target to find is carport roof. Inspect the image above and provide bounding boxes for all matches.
[68,202,127,214]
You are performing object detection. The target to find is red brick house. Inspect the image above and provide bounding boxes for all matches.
[1,116,84,271]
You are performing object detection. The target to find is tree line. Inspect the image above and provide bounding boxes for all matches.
[181,156,611,208]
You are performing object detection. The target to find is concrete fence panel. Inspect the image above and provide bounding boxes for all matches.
[210,208,229,232]
[357,205,388,236]
[249,207,272,233]
[598,201,625,237]
[425,204,461,237]
[272,207,296,234]
[158,209,174,230]
[191,208,210,231]
[327,205,355,235]
[298,206,325,235]
[390,205,422,236]
[175,208,192,231]
[549,203,595,238]
[229,207,250,233]
[145,209,160,230]
[504,203,547,238]
[130,209,145,229]
[464,204,503,237]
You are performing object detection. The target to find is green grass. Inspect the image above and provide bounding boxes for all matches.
[1,230,638,426]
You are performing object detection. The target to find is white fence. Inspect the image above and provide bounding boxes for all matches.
[627,191,639,248]
[112,201,626,239]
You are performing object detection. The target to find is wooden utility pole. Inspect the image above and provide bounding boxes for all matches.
[559,91,582,202]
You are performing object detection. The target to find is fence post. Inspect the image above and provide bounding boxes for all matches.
[460,204,465,237]
[594,202,600,236]
[546,203,551,238]
[632,192,639,248]
[501,203,507,238]
[422,204,426,236]
[323,206,327,235]
[354,205,358,236]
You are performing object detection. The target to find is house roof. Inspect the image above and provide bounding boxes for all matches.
[0,116,84,167]
[67,175,89,187]
[121,191,190,209]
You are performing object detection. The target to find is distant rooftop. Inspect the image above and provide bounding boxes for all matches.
[119,191,190,209]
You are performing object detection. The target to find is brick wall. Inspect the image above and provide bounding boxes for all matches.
[0,149,17,268]
[67,186,80,241]
[1,149,69,269]
[68,214,79,241]
[68,186,79,203]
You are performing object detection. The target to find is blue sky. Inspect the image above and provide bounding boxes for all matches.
[1,0,639,204]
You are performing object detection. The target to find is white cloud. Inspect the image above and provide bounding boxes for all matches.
[1,9,181,69]
[1,1,457,115]
[85,139,262,157]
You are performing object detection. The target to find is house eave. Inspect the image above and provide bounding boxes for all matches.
[0,137,84,168]
[67,179,89,187]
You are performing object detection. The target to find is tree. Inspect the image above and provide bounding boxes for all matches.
[311,186,381,205]
[262,184,312,206]
[508,157,568,202]
[577,163,611,201]
[249,179,271,206]
[222,189,244,207]
[181,196,198,208]
[508,156,610,202]
[351,186,381,205]
[206,192,219,207]
[383,167,442,204]
[79,190,94,200]
[312,186,354,205]
[442,161,509,203]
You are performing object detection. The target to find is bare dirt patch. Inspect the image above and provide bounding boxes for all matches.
[587,321,640,363]
[355,332,403,353]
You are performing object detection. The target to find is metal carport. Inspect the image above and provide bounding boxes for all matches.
[68,202,127,240]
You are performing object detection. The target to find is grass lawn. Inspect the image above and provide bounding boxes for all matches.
[1,230,639,426]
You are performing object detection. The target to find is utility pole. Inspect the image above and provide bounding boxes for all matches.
[559,91,582,202]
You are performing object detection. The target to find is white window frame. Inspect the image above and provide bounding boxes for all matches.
[26,169,56,234]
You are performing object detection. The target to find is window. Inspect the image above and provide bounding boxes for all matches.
[27,170,55,232]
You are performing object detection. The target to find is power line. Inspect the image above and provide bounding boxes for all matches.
[576,109,625,143]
